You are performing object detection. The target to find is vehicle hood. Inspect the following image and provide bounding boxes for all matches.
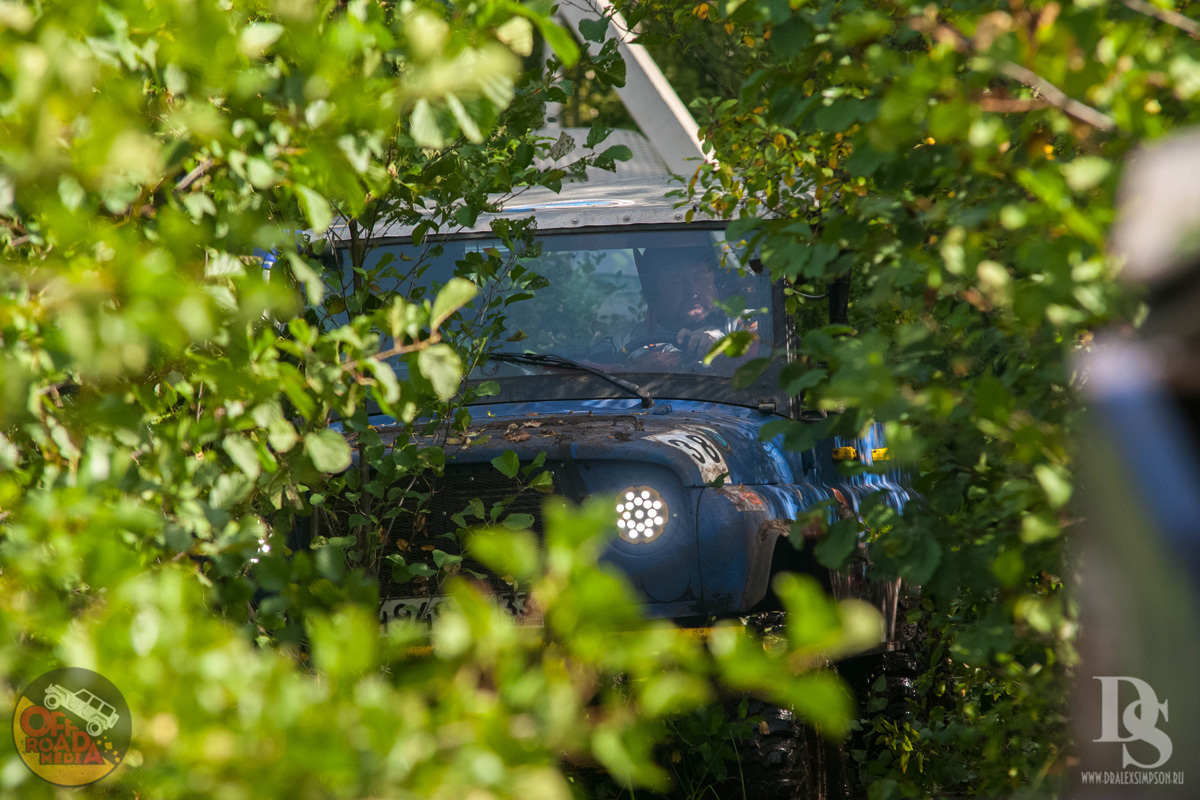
[370,402,797,488]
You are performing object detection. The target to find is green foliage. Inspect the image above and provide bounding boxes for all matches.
[9,0,1187,793]
[0,1,887,797]
[611,0,1200,795]
[619,0,1200,796]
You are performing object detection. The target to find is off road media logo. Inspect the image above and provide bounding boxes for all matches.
[1080,676,1184,787]
[11,668,131,787]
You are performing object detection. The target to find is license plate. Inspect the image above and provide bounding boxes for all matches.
[378,592,530,626]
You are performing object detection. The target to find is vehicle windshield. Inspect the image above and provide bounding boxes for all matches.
[324,228,771,379]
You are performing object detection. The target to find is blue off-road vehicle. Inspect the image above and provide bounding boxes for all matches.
[309,152,916,797]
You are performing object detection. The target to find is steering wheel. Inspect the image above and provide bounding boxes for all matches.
[623,332,680,353]
[620,333,685,371]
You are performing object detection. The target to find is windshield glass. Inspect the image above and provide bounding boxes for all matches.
[324,228,771,379]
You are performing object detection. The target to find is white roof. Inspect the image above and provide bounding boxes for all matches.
[329,129,720,243]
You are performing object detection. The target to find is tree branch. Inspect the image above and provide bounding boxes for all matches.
[976,95,1050,113]
[175,158,214,193]
[912,16,1119,132]
[342,332,442,374]
[993,60,1117,132]
[1122,0,1200,39]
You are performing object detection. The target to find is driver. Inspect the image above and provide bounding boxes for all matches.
[619,245,739,361]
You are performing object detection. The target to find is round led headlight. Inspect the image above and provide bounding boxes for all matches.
[615,486,668,543]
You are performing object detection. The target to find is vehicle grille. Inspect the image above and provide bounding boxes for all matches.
[371,461,567,599]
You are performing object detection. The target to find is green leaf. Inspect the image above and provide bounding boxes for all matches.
[496,16,534,55]
[454,204,479,228]
[774,573,842,648]
[181,192,216,222]
[444,92,482,143]
[1034,464,1073,509]
[534,17,580,66]
[223,435,261,480]
[868,778,899,800]
[467,497,486,519]
[491,450,520,478]
[304,430,352,473]
[366,359,402,404]
[784,368,826,395]
[285,252,325,306]
[503,513,535,530]
[246,157,277,189]
[586,123,613,149]
[164,524,193,554]
[468,528,540,581]
[1021,514,1060,544]
[416,343,463,400]
[769,17,812,56]
[387,554,411,584]
[294,185,332,234]
[308,607,378,681]
[529,470,555,493]
[0,433,18,470]
[813,517,860,569]
[703,330,755,365]
[58,176,85,211]
[812,99,876,131]
[732,357,772,390]
[578,16,609,43]
[990,549,1026,587]
[431,277,478,329]
[897,536,943,584]
[238,22,284,57]
[598,144,632,163]
[410,98,445,148]
[1062,156,1112,193]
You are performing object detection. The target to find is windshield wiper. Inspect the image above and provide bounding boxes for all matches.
[487,351,654,408]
